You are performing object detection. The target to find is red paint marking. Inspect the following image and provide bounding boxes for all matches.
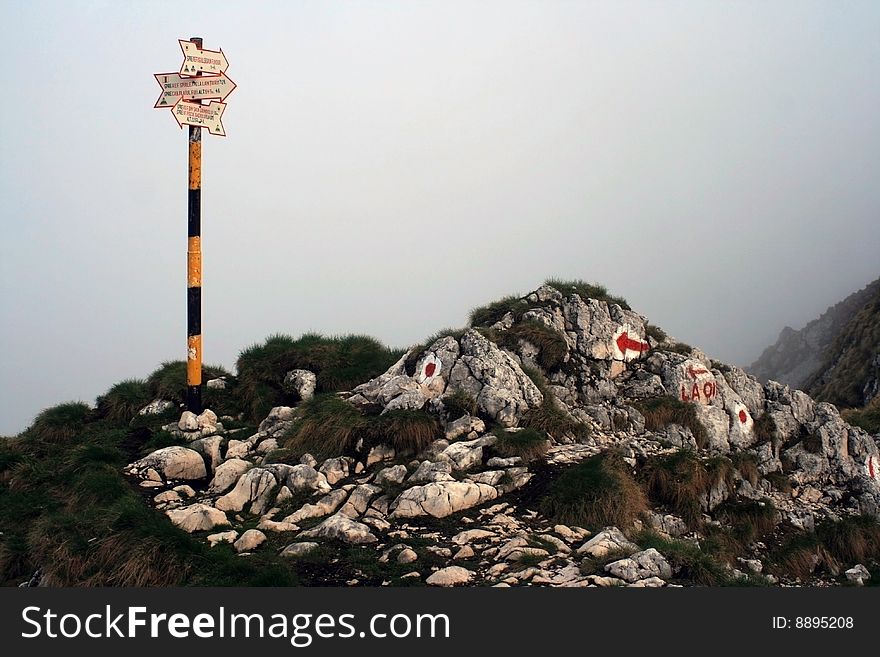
[616,331,649,356]
[870,457,876,480]
[738,409,748,424]
[424,362,436,378]
[687,365,710,379]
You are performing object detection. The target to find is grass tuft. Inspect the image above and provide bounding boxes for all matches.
[95,379,153,423]
[24,402,92,443]
[492,427,550,462]
[540,451,647,530]
[634,396,708,449]
[281,395,441,460]
[236,333,403,422]
[641,450,732,527]
[543,278,631,309]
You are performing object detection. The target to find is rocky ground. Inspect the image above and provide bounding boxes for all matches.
[118,284,880,587]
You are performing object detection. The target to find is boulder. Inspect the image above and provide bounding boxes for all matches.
[206,530,238,547]
[285,464,332,493]
[178,411,199,432]
[297,513,378,544]
[318,457,351,486]
[166,504,229,533]
[283,369,317,401]
[208,458,252,495]
[407,460,454,483]
[390,481,498,519]
[214,468,277,514]
[280,542,320,558]
[374,465,408,487]
[605,548,672,583]
[576,527,639,558]
[283,489,349,524]
[426,566,473,587]
[129,446,206,481]
[233,529,267,553]
[139,399,175,416]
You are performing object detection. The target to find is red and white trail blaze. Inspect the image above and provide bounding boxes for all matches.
[612,325,650,362]
[418,354,442,384]
[867,455,880,483]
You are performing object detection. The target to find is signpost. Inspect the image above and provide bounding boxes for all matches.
[153,37,235,414]
[154,72,236,108]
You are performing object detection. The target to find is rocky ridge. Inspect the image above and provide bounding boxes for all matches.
[123,283,880,587]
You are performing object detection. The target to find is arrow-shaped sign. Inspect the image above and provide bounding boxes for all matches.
[615,331,649,357]
[154,72,236,108]
[179,39,228,76]
[173,100,227,136]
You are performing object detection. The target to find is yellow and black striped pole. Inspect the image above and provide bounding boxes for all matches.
[186,36,203,414]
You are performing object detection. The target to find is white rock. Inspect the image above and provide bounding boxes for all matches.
[154,490,180,504]
[197,409,218,429]
[297,513,378,544]
[225,439,251,460]
[166,504,229,533]
[453,546,475,560]
[407,460,454,483]
[129,446,207,481]
[426,566,473,587]
[441,441,484,471]
[397,548,418,564]
[319,457,351,486]
[207,530,238,547]
[233,529,267,553]
[339,484,382,518]
[139,399,174,416]
[286,464,332,493]
[178,411,199,432]
[375,465,408,487]
[445,414,486,442]
[390,481,498,519]
[206,378,227,390]
[451,528,496,545]
[845,564,870,586]
[208,458,252,494]
[367,445,395,467]
[576,527,638,558]
[215,468,277,514]
[283,369,317,401]
[605,548,672,583]
[188,436,224,473]
[174,485,195,498]
[280,542,320,558]
[283,489,349,524]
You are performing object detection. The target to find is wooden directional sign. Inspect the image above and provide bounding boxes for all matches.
[179,39,228,76]
[173,100,227,136]
[154,72,236,108]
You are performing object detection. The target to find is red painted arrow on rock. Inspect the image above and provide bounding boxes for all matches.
[687,365,710,379]
[616,331,649,355]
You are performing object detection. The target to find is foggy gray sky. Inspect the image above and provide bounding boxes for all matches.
[1,1,879,436]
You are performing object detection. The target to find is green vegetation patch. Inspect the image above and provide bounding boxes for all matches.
[236,333,404,422]
[634,396,708,449]
[640,450,733,527]
[492,427,550,462]
[281,394,441,460]
[540,451,647,530]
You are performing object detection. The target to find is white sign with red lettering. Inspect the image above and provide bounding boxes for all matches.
[172,100,227,136]
[154,72,236,108]
[179,39,229,76]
